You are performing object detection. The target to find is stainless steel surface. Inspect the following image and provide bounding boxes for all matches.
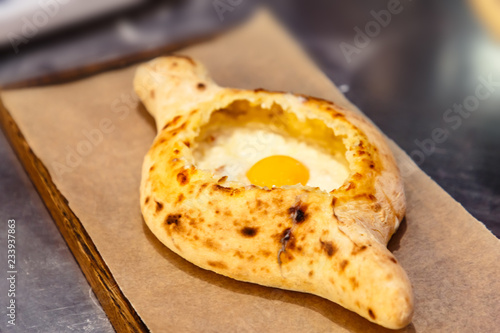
[0,0,146,47]
[0,0,248,85]
[0,131,114,332]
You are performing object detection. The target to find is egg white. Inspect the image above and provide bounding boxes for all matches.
[193,127,349,192]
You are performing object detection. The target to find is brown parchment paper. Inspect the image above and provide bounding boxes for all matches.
[2,10,499,333]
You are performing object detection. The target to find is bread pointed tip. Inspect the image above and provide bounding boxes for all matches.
[370,269,414,329]
[133,55,220,131]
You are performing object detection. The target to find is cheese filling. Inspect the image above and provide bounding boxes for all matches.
[193,100,350,192]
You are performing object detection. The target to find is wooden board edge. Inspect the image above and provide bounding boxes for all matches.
[0,97,149,333]
[0,30,226,90]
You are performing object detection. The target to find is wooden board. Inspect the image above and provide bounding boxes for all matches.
[0,99,148,332]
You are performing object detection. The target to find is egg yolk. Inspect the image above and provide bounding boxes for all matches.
[246,155,310,188]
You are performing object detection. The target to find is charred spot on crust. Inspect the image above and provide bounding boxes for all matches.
[277,228,293,265]
[288,202,308,224]
[207,260,227,269]
[369,163,375,169]
[340,260,349,272]
[184,141,191,148]
[351,244,367,255]
[177,170,189,185]
[309,271,314,277]
[368,308,376,320]
[352,173,362,180]
[153,138,166,149]
[349,277,359,290]
[286,234,297,251]
[324,105,345,117]
[188,218,198,227]
[177,122,187,131]
[389,257,397,263]
[155,200,164,212]
[145,196,150,204]
[345,182,355,191]
[149,165,155,172]
[212,184,241,196]
[260,250,272,257]
[204,239,217,249]
[162,115,182,131]
[197,82,206,90]
[300,94,336,106]
[353,194,379,207]
[176,193,185,203]
[281,228,292,243]
[295,209,306,223]
[197,183,209,195]
[218,176,228,183]
[241,227,259,237]
[173,242,182,252]
[166,214,181,225]
[331,196,337,206]
[320,240,337,257]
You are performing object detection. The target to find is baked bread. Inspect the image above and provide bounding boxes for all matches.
[134,56,413,329]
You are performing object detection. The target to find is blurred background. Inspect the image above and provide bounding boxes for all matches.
[0,0,499,331]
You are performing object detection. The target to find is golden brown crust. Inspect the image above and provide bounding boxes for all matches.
[135,56,413,329]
